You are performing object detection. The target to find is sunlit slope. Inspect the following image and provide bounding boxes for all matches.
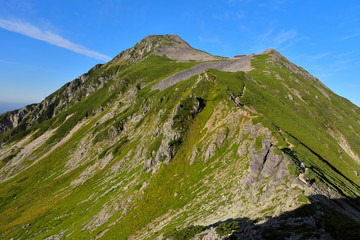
[0,35,360,239]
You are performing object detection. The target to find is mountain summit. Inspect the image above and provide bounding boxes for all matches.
[1,35,360,239]
[111,34,224,64]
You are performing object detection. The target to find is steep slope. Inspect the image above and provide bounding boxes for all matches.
[0,34,218,139]
[1,34,360,240]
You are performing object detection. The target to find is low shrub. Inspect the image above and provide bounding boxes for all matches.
[215,221,240,236]
[169,225,206,240]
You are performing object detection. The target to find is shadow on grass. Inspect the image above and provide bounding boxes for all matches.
[186,195,360,240]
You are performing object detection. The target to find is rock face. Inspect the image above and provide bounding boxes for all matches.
[112,34,223,64]
[0,104,35,134]
[145,95,206,170]
[154,34,223,62]
[1,35,360,240]
[0,63,104,138]
[194,228,222,240]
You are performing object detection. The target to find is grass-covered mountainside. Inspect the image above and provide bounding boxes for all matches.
[1,34,360,239]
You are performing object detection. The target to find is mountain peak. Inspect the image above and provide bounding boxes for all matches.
[111,34,224,64]
[261,48,284,58]
[141,34,188,46]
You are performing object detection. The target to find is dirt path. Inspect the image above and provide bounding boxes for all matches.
[151,55,253,91]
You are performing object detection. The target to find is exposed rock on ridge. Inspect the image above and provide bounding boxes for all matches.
[111,34,223,65]
[0,104,36,135]
[0,63,104,138]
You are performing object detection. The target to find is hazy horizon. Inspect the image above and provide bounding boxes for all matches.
[0,101,30,114]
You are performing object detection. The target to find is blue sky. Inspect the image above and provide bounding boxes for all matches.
[1,0,360,107]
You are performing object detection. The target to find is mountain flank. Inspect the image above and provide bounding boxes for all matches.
[1,34,360,239]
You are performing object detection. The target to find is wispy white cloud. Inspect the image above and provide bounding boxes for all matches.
[341,32,360,40]
[0,59,12,64]
[259,28,274,42]
[250,28,304,53]
[213,11,245,20]
[0,18,111,61]
[273,30,298,45]
[256,29,299,49]
[198,36,221,44]
[333,52,353,59]
[237,25,248,32]
[198,35,229,51]
[228,0,253,3]
[235,11,245,19]
[310,52,332,60]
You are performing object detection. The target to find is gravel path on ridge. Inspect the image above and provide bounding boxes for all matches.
[151,55,253,91]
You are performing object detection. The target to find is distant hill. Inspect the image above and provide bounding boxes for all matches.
[1,34,360,239]
[0,102,28,114]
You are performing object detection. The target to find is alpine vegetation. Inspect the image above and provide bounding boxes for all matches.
[1,34,360,239]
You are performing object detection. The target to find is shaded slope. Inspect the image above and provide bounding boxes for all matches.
[177,195,360,240]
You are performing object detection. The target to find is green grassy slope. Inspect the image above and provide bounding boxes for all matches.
[0,43,360,239]
[244,52,360,195]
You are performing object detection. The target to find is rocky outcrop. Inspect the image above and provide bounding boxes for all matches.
[0,104,37,134]
[193,228,222,240]
[260,148,287,179]
[145,95,205,170]
[111,34,222,65]
[235,120,290,188]
[154,34,223,62]
[0,63,105,138]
